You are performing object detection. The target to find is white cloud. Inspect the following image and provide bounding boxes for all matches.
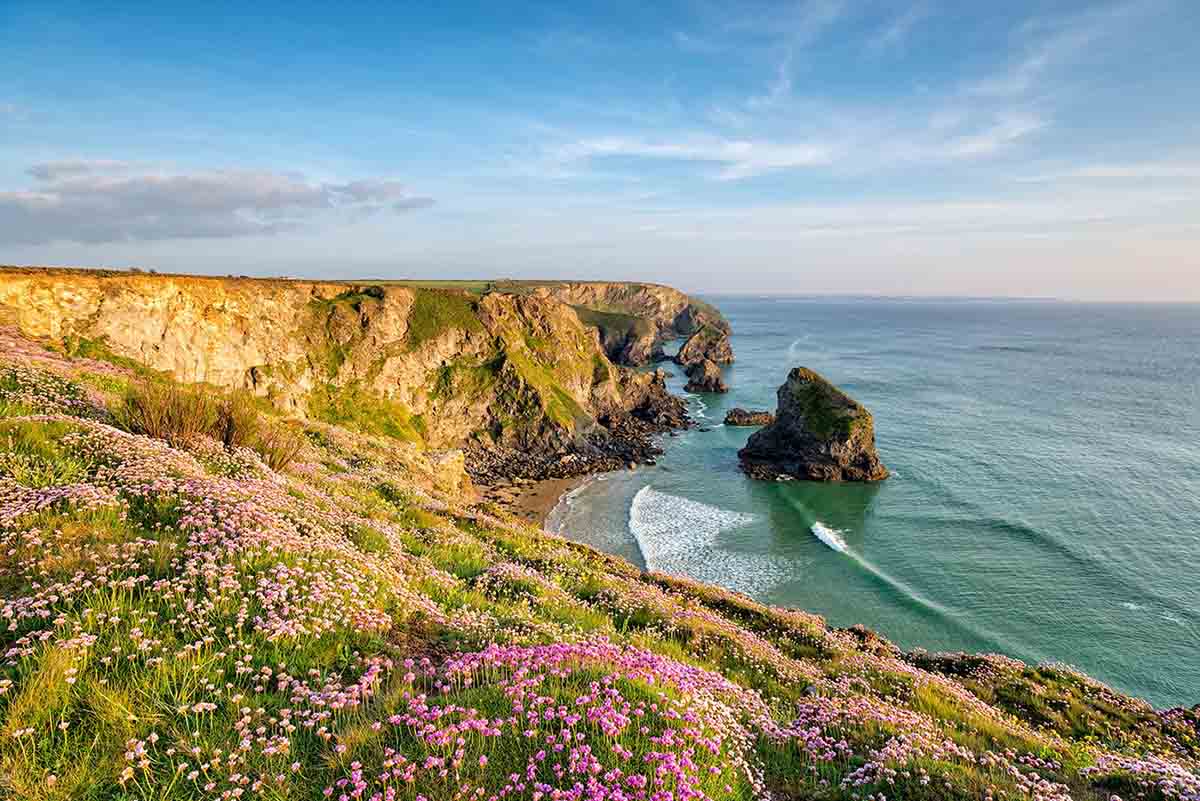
[945,113,1045,158]
[0,162,433,245]
[556,136,834,180]
[866,2,930,54]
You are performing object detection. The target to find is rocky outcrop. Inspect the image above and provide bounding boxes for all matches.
[723,408,774,426]
[739,367,888,481]
[684,359,727,393]
[0,267,709,482]
[570,306,663,366]
[674,325,734,368]
[532,282,729,366]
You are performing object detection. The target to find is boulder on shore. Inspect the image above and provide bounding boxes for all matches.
[723,408,774,427]
[674,325,734,367]
[684,359,727,393]
[738,367,888,481]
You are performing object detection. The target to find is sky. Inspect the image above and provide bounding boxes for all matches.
[2,1,1198,300]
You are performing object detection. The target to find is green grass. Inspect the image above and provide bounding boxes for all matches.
[0,419,94,488]
[405,288,485,350]
[56,335,164,379]
[788,368,871,440]
[307,381,424,445]
[570,305,655,339]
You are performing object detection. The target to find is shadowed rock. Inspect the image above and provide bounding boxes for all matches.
[684,359,727,393]
[723,408,774,426]
[738,367,888,481]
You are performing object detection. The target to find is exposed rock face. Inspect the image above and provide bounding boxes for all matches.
[534,282,729,366]
[723,408,774,426]
[739,367,888,481]
[674,325,734,367]
[0,267,707,482]
[570,306,663,366]
[684,359,728,393]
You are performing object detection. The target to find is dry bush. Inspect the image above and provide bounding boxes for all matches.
[254,423,306,471]
[114,383,302,472]
[215,392,260,449]
[112,382,219,446]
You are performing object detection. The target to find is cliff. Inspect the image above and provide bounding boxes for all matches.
[740,366,889,481]
[1,328,1195,801]
[0,267,691,479]
[526,280,730,365]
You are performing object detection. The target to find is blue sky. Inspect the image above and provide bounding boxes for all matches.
[2,1,1198,299]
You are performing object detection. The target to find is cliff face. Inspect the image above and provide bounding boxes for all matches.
[0,268,690,472]
[530,281,730,365]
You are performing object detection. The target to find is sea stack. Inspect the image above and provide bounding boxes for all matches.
[674,325,734,367]
[684,358,728,393]
[738,367,888,481]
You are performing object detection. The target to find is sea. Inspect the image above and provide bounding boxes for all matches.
[548,298,1200,708]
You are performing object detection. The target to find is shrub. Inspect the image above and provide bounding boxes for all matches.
[214,392,260,449]
[254,422,305,471]
[113,382,303,471]
[111,382,218,446]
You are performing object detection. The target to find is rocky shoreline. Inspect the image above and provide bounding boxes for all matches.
[466,371,690,493]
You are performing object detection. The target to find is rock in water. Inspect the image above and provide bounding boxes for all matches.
[684,359,727,393]
[723,408,774,426]
[738,367,888,481]
[674,325,734,367]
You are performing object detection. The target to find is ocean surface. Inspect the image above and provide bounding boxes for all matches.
[548,298,1200,707]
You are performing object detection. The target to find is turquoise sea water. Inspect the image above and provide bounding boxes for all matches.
[548,298,1200,707]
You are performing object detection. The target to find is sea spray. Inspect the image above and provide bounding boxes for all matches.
[810,521,849,552]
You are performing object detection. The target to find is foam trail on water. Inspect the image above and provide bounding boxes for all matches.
[810,521,848,552]
[788,498,960,621]
[787,336,808,363]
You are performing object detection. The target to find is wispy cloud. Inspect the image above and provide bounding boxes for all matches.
[945,113,1044,158]
[967,0,1152,97]
[723,0,845,44]
[1019,161,1200,182]
[556,136,834,180]
[0,162,432,245]
[866,2,931,55]
[746,51,794,110]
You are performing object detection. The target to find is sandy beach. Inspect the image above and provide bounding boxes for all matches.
[481,475,588,527]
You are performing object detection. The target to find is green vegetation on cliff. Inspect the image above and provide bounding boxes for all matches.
[0,321,1196,801]
[786,366,871,440]
[307,380,425,444]
[404,288,485,350]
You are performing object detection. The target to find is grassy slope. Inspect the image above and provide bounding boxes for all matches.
[0,332,1196,801]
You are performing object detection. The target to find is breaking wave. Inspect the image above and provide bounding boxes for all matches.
[628,486,790,595]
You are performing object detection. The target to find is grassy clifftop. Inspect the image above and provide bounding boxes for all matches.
[0,269,659,463]
[0,326,1197,801]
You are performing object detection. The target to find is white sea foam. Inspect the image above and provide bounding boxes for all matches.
[628,487,789,595]
[545,477,596,534]
[787,336,808,363]
[810,521,849,553]
[1121,601,1146,611]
